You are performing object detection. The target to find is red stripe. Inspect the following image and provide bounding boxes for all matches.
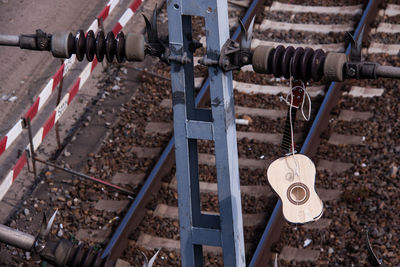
[112,23,123,36]
[68,78,81,105]
[52,64,64,91]
[24,97,40,121]
[98,5,110,21]
[42,111,56,140]
[13,152,26,181]
[129,0,142,11]
[90,175,123,189]
[91,57,98,72]
[0,136,7,156]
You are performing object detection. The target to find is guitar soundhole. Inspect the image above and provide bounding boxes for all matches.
[287,183,310,205]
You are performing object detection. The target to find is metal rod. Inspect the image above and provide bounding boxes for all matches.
[0,224,35,251]
[55,60,64,150]
[0,34,20,46]
[376,65,400,79]
[33,157,135,196]
[26,118,38,177]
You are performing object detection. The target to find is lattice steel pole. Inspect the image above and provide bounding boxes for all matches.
[167,1,245,266]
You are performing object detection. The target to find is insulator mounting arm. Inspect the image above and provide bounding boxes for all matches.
[0,29,146,63]
[0,29,51,51]
[251,45,400,82]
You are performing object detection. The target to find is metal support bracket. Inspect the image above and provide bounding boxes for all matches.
[199,17,254,72]
[167,1,245,266]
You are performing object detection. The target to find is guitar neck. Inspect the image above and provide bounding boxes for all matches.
[281,106,298,153]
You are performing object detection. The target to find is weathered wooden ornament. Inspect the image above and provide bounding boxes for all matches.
[267,153,323,223]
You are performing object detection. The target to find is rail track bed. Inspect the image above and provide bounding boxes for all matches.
[0,0,399,266]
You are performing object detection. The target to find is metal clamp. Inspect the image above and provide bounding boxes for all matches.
[168,52,192,64]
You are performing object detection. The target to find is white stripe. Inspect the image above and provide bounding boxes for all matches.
[251,39,345,52]
[376,22,400,34]
[79,63,92,88]
[235,119,249,126]
[0,0,126,198]
[5,120,23,150]
[194,77,204,89]
[233,81,325,97]
[38,82,53,110]
[0,172,13,201]
[0,0,121,159]
[259,20,354,33]
[385,4,400,17]
[32,127,44,151]
[368,43,400,55]
[109,0,120,13]
[63,55,76,76]
[119,9,134,27]
[269,2,362,15]
[88,20,99,33]
[345,86,384,98]
[55,94,70,122]
[240,64,254,72]
[228,0,250,8]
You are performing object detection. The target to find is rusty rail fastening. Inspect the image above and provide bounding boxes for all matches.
[249,0,383,266]
[101,0,267,261]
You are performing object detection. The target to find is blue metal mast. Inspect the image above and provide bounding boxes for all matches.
[167,0,245,266]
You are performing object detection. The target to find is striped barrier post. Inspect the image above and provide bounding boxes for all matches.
[0,0,120,159]
[0,0,143,201]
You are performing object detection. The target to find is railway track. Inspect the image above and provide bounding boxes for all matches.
[1,0,399,266]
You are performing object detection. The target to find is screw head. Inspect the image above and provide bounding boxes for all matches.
[223,58,230,68]
[348,67,356,77]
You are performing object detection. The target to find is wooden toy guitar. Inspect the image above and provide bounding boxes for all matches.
[267,82,323,224]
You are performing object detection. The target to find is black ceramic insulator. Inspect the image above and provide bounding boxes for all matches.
[272,45,285,77]
[259,45,327,82]
[85,30,96,62]
[75,30,86,61]
[116,32,125,63]
[68,29,137,63]
[301,47,314,82]
[291,47,304,80]
[95,31,106,62]
[66,243,112,267]
[105,31,116,62]
[311,49,325,82]
[280,46,294,79]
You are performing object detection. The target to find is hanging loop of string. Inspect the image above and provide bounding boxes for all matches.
[279,79,312,122]
[280,59,313,182]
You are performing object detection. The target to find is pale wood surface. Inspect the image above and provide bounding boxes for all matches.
[267,154,323,224]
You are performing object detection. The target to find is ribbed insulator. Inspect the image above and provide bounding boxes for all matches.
[66,243,113,267]
[252,45,326,82]
[54,30,144,63]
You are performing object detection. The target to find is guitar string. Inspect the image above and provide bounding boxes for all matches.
[286,63,312,226]
[288,78,300,228]
[287,62,301,228]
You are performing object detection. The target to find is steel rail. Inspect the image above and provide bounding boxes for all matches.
[102,0,266,260]
[249,0,382,265]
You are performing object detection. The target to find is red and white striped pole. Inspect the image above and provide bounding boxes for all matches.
[0,0,120,158]
[0,0,143,201]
